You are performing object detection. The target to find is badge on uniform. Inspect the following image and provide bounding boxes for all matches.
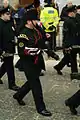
[19,42,24,47]
[18,34,29,40]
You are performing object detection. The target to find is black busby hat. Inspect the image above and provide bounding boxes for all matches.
[0,6,10,14]
[25,8,39,20]
[67,5,76,12]
[76,5,80,9]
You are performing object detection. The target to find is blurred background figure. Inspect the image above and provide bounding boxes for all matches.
[3,0,9,8]
[51,0,59,15]
[60,0,73,21]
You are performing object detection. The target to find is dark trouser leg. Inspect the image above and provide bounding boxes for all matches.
[30,78,46,112]
[70,50,78,73]
[55,54,70,70]
[14,73,45,112]
[4,56,16,88]
[66,90,80,108]
[14,81,31,100]
[0,62,6,78]
[63,50,71,66]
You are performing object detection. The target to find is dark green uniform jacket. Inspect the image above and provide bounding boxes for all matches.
[17,26,45,78]
[0,18,15,53]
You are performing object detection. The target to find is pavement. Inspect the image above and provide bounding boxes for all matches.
[0,50,80,120]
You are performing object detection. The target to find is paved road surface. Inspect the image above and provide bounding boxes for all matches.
[0,51,80,120]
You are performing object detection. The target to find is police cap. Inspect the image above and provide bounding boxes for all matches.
[76,5,80,9]
[67,5,76,12]
[25,8,39,20]
[0,6,10,14]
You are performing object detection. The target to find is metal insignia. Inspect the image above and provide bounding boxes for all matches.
[18,34,29,40]
[19,42,24,47]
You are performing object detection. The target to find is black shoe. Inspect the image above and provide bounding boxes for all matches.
[9,85,20,91]
[65,100,77,115]
[0,79,3,84]
[13,94,26,106]
[38,109,52,116]
[70,72,80,80]
[54,66,63,75]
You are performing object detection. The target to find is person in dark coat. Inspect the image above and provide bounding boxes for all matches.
[64,5,80,115]
[0,6,20,91]
[13,8,52,117]
[54,5,80,75]
[60,0,73,21]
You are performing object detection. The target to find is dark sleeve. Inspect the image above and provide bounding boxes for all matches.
[36,25,49,49]
[0,25,3,52]
[60,7,68,21]
[62,20,70,48]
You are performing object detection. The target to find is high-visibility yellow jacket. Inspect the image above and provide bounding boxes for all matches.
[40,7,60,32]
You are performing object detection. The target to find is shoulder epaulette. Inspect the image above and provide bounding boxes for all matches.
[18,34,29,40]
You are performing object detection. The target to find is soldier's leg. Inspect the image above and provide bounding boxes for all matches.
[54,53,70,75]
[70,50,78,73]
[4,57,15,87]
[0,62,6,78]
[0,62,6,84]
[13,60,52,116]
[13,72,46,111]
[4,56,20,90]
[65,90,80,115]
[24,68,46,112]
[13,80,31,105]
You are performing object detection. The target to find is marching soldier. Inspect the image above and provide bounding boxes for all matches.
[54,5,80,76]
[13,8,52,117]
[65,5,80,115]
[0,6,20,91]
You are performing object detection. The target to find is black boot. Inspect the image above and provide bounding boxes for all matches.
[13,94,26,106]
[54,66,63,75]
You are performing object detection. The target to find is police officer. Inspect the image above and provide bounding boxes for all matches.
[40,3,60,51]
[13,8,52,117]
[0,6,20,91]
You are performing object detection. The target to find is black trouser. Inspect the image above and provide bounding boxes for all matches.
[55,53,71,70]
[14,58,46,112]
[0,56,15,88]
[47,31,56,51]
[55,48,80,73]
[70,49,78,73]
[63,49,71,66]
[66,90,80,108]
